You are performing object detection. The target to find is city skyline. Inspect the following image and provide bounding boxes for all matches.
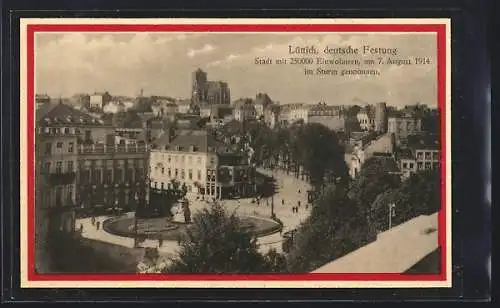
[36,32,437,107]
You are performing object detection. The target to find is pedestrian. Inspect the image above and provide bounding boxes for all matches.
[298,201,301,208]
[96,221,100,230]
[91,216,95,226]
[282,199,284,205]
[298,189,301,194]
[79,223,84,233]
[158,238,163,248]
[306,203,309,210]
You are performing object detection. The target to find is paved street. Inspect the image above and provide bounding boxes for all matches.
[76,168,312,257]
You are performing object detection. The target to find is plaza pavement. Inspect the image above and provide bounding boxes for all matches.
[76,168,312,258]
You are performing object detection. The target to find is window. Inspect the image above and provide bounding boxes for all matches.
[425,162,431,170]
[417,162,423,170]
[85,130,92,141]
[197,157,201,164]
[210,157,215,165]
[425,152,431,160]
[432,151,439,160]
[181,155,185,163]
[168,168,171,177]
[161,168,165,174]
[188,156,193,164]
[154,182,158,189]
[181,169,185,180]
[417,152,423,159]
[45,142,52,155]
[403,162,408,169]
[105,169,113,184]
[67,161,73,172]
[409,163,414,169]
[64,128,70,134]
[56,161,63,174]
[161,182,164,190]
[175,169,178,177]
[44,162,51,174]
[188,169,193,180]
[197,170,201,180]
[168,156,171,163]
[56,142,63,149]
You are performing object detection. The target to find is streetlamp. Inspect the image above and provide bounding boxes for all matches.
[388,203,396,230]
[134,192,139,247]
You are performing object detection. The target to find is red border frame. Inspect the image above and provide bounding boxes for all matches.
[26,23,448,282]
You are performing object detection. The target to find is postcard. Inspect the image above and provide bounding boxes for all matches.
[20,18,451,288]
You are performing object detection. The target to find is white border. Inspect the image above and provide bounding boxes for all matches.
[20,18,452,289]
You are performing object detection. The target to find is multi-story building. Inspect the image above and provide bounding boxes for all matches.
[263,104,280,128]
[357,105,376,131]
[278,103,309,126]
[177,99,193,114]
[206,81,231,106]
[191,69,208,104]
[388,115,423,145]
[374,102,388,133]
[307,102,345,131]
[200,104,234,120]
[89,92,112,110]
[149,129,255,200]
[77,140,149,211]
[150,129,220,199]
[37,102,149,214]
[233,98,257,122]
[37,122,78,234]
[396,136,440,179]
[191,68,230,106]
[254,93,273,119]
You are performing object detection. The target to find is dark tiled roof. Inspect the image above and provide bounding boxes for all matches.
[36,103,107,126]
[397,148,415,160]
[154,129,217,153]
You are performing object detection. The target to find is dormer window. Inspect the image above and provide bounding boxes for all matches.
[176,145,181,151]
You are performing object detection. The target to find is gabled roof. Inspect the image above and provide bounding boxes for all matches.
[36,102,108,127]
[153,129,217,152]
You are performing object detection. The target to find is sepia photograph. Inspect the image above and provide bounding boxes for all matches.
[21,19,451,288]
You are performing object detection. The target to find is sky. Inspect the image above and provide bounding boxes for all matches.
[35,32,437,107]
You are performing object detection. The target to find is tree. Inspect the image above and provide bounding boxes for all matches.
[143,179,187,218]
[286,184,369,272]
[348,156,401,209]
[165,202,268,273]
[369,169,440,233]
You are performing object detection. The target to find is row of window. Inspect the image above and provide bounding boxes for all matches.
[416,151,439,160]
[45,141,75,155]
[44,161,74,173]
[80,168,144,184]
[402,161,439,170]
[155,167,202,181]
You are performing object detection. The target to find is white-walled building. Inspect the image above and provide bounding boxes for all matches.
[149,129,220,199]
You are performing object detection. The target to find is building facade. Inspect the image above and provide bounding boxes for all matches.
[307,102,345,131]
[388,116,423,144]
[191,68,230,106]
[206,81,231,106]
[374,102,388,133]
[37,103,149,215]
[233,99,257,122]
[149,129,256,200]
[77,141,149,211]
[357,105,376,131]
[89,92,112,110]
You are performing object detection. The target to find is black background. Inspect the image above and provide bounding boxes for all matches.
[1,0,492,303]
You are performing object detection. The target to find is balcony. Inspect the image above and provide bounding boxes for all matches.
[49,172,76,185]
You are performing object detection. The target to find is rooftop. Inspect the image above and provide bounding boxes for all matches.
[36,102,108,127]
